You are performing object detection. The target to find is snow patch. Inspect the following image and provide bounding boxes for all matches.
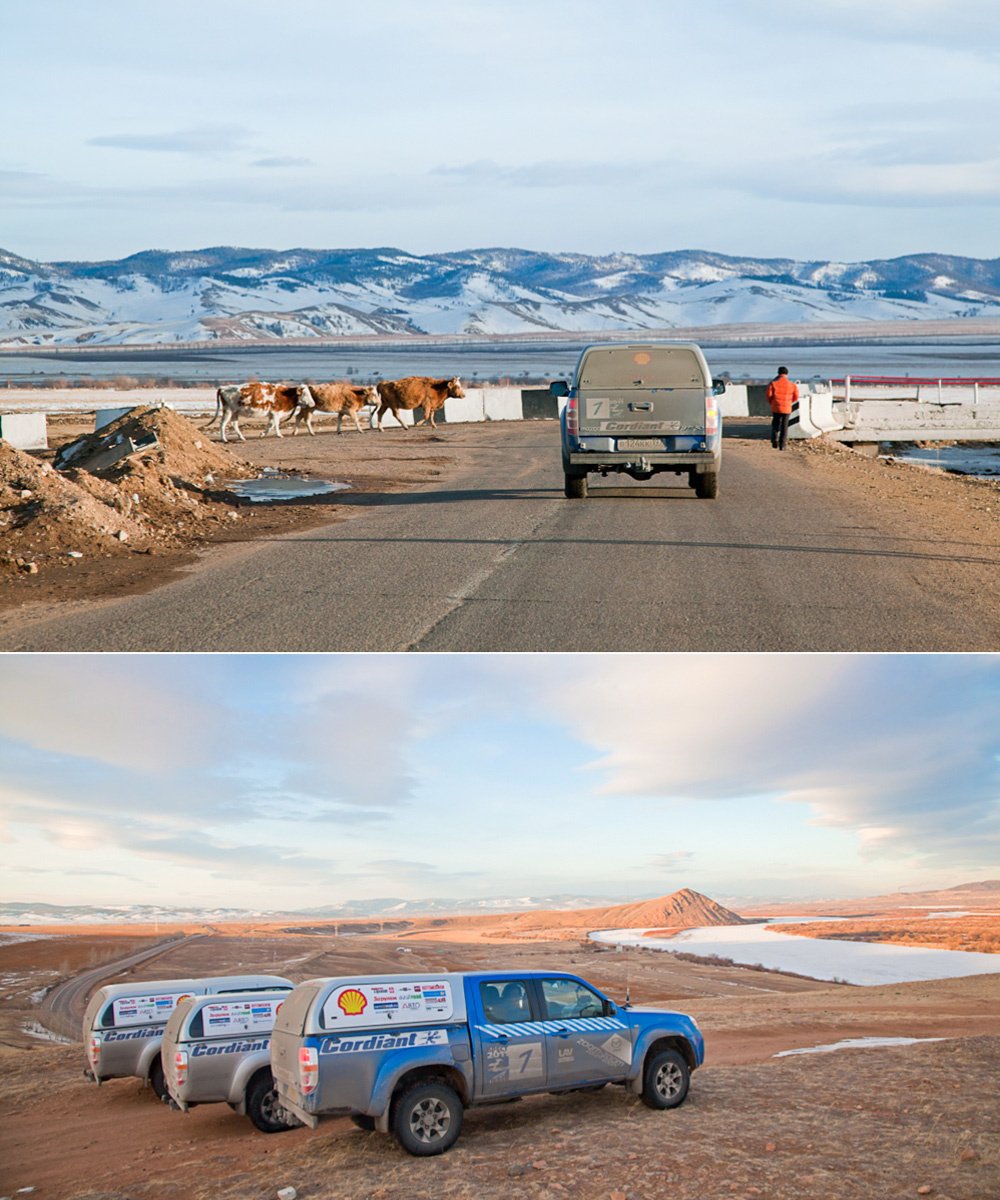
[774,1036,949,1057]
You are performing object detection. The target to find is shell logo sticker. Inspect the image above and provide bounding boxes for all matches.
[337,988,368,1016]
[632,352,651,365]
[176,994,194,1005]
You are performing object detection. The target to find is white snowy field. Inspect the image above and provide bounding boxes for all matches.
[589,920,1000,986]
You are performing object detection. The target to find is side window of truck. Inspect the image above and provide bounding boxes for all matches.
[479,980,532,1024]
[540,978,605,1020]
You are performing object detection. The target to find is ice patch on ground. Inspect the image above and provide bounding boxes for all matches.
[590,919,1000,986]
[22,1021,73,1044]
[774,1036,948,1057]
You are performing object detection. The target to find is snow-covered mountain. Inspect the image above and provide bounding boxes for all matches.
[0,894,626,925]
[2,246,999,346]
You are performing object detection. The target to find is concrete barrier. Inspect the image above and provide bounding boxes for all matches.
[831,398,1000,442]
[807,390,843,433]
[483,387,524,421]
[0,412,48,450]
[788,395,822,440]
[718,383,749,418]
[521,388,559,419]
[444,390,486,423]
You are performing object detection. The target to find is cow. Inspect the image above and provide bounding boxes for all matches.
[374,376,464,431]
[204,382,316,442]
[291,382,380,436]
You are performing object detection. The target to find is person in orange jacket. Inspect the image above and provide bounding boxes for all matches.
[766,366,798,450]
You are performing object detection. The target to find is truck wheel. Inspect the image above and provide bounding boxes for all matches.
[695,472,719,499]
[565,472,587,499]
[148,1056,167,1100]
[641,1049,690,1110]
[392,1081,463,1156]
[350,1114,376,1131]
[246,1074,295,1133]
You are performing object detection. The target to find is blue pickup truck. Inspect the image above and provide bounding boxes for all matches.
[270,970,703,1156]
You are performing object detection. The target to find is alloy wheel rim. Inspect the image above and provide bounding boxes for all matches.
[410,1097,451,1142]
[655,1062,683,1098]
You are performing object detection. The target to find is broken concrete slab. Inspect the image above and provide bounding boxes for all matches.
[0,412,48,451]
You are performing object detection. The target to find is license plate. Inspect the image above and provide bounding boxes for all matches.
[616,438,664,451]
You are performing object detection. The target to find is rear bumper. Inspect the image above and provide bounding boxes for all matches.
[567,451,719,471]
[274,1089,319,1129]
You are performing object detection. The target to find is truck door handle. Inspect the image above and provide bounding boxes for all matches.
[629,401,653,411]
[553,1026,570,1037]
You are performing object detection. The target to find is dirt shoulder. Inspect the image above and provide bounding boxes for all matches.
[0,407,456,616]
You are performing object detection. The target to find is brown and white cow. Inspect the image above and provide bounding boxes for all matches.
[204,382,316,442]
[291,382,380,436]
[374,376,464,431]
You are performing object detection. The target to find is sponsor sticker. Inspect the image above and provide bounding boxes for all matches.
[112,993,189,1028]
[202,1000,277,1036]
[323,981,454,1028]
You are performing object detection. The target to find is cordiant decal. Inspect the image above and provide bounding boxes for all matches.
[104,1025,167,1041]
[319,1029,449,1055]
[191,1039,270,1056]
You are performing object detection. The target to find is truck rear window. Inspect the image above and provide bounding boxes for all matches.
[579,347,706,390]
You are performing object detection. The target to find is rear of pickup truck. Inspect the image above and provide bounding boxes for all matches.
[558,341,724,498]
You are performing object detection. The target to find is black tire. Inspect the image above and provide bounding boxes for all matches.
[392,1081,463,1156]
[695,471,719,499]
[246,1073,295,1133]
[565,472,587,499]
[148,1056,167,1100]
[351,1114,376,1132]
[641,1049,690,1110]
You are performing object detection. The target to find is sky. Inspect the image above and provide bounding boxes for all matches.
[1,653,997,911]
[2,0,999,264]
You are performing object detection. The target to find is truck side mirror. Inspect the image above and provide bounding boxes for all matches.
[603,1000,617,1017]
[549,380,570,398]
[712,378,727,396]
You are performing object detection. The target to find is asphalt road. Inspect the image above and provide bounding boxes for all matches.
[2,422,998,651]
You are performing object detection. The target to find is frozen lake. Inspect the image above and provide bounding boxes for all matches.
[589,920,1000,986]
[890,445,1000,477]
[3,337,1000,385]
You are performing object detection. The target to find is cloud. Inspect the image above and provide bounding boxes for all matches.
[649,851,694,869]
[89,124,255,155]
[0,658,220,771]
[252,156,314,169]
[431,158,678,190]
[524,655,1000,869]
[364,858,479,882]
[751,0,1000,55]
[739,160,1000,209]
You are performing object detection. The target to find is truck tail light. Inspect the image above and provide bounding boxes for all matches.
[566,393,579,436]
[299,1046,319,1095]
[173,1049,189,1086]
[88,1034,101,1069]
[705,401,719,436]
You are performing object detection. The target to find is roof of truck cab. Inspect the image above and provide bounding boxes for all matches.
[86,975,293,1006]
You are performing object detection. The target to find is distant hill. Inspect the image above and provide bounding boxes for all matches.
[2,244,1000,346]
[494,887,747,934]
